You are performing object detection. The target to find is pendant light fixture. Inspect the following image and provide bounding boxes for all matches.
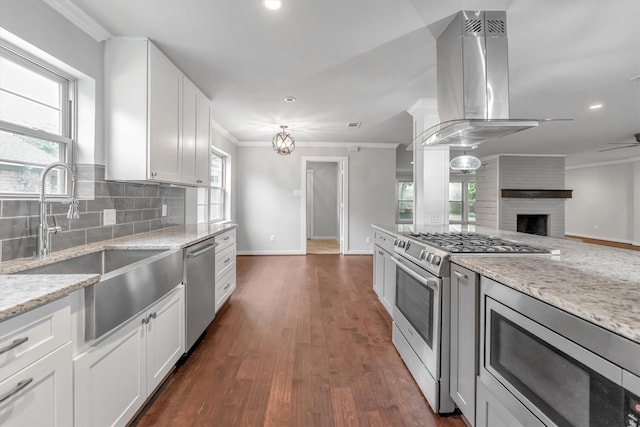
[272,125,295,155]
[450,153,481,172]
[264,0,283,10]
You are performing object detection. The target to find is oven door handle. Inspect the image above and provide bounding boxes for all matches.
[390,256,438,291]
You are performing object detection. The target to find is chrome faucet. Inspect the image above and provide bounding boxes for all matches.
[38,162,80,256]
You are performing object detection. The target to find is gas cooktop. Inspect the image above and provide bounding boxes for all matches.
[404,232,552,254]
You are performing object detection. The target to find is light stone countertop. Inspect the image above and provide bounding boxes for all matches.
[372,224,640,344]
[0,223,235,322]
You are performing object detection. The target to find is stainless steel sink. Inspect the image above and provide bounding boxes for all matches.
[15,249,167,275]
[16,248,183,341]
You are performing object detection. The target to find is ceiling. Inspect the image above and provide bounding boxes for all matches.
[68,0,640,165]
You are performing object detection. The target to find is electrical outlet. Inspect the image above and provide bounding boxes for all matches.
[162,204,167,217]
[103,209,116,225]
[365,236,371,244]
[270,234,276,242]
[431,213,442,223]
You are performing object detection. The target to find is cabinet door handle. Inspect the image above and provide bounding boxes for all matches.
[223,257,231,264]
[453,270,468,279]
[196,179,203,184]
[149,312,157,320]
[378,251,384,256]
[142,317,149,325]
[0,337,29,355]
[222,236,230,241]
[0,378,33,403]
[223,283,231,291]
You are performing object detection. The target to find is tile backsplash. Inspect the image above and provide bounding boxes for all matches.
[0,165,185,262]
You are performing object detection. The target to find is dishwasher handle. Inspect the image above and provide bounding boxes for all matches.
[187,242,218,258]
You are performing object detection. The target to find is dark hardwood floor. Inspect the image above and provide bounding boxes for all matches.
[134,255,466,427]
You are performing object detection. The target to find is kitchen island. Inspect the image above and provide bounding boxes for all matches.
[373,223,640,426]
[373,224,640,344]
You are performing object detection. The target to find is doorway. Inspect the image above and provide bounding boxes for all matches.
[301,157,348,254]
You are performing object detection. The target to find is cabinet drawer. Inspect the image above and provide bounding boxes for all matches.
[0,298,70,381]
[0,342,72,427]
[215,229,236,251]
[215,265,236,312]
[374,230,395,253]
[215,244,236,279]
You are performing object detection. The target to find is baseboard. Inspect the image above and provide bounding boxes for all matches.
[236,250,306,255]
[564,233,633,245]
[344,250,374,255]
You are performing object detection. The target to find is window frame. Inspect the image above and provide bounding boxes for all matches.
[396,180,414,224]
[0,42,75,199]
[209,148,228,223]
[449,174,476,225]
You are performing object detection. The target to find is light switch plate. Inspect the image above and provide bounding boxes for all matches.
[162,204,167,217]
[103,209,116,225]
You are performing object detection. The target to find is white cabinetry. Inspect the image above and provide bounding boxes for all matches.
[106,38,210,185]
[181,78,211,186]
[215,228,236,312]
[74,285,185,427]
[0,297,72,427]
[372,230,396,316]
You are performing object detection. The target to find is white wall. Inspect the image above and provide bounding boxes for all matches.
[307,162,338,239]
[566,160,638,244]
[0,0,105,165]
[236,145,396,254]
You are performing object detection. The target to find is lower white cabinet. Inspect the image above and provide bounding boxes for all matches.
[0,342,72,427]
[215,229,236,312]
[0,297,72,427]
[74,285,185,427]
[373,244,396,316]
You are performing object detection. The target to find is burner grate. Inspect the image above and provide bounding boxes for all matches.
[407,232,550,254]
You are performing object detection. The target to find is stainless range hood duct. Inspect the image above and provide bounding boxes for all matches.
[416,10,540,147]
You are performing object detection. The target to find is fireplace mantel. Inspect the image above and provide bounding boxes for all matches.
[501,189,573,199]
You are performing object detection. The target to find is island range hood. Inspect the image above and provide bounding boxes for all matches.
[415,10,541,147]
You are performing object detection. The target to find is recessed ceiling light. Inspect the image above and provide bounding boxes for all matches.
[264,0,283,10]
[589,104,603,110]
[284,96,296,103]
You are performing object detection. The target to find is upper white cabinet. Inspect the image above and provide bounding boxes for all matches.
[182,77,211,186]
[105,38,210,185]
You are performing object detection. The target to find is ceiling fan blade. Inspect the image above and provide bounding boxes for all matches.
[598,145,637,152]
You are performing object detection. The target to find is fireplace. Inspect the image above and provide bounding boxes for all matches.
[517,214,549,236]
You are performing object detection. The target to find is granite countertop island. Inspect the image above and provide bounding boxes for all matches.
[0,223,236,321]
[373,224,640,345]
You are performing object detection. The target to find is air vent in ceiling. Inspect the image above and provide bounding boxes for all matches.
[346,122,361,128]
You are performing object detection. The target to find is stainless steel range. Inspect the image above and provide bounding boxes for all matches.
[389,231,552,414]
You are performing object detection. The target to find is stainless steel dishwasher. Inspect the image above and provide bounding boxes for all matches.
[184,237,218,351]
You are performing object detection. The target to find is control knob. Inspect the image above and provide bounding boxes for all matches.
[431,255,441,265]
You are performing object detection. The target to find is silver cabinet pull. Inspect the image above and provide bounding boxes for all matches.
[0,337,29,355]
[453,270,468,279]
[149,312,157,320]
[196,180,203,184]
[0,378,33,403]
[187,243,218,258]
[222,236,230,241]
[142,317,149,325]
[224,257,231,264]
[223,283,231,291]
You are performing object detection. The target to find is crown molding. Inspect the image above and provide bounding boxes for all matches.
[236,141,400,149]
[210,117,239,145]
[43,0,111,42]
[565,156,640,170]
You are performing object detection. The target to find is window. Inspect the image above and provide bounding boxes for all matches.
[396,181,414,224]
[209,150,226,222]
[0,44,73,196]
[449,178,476,224]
